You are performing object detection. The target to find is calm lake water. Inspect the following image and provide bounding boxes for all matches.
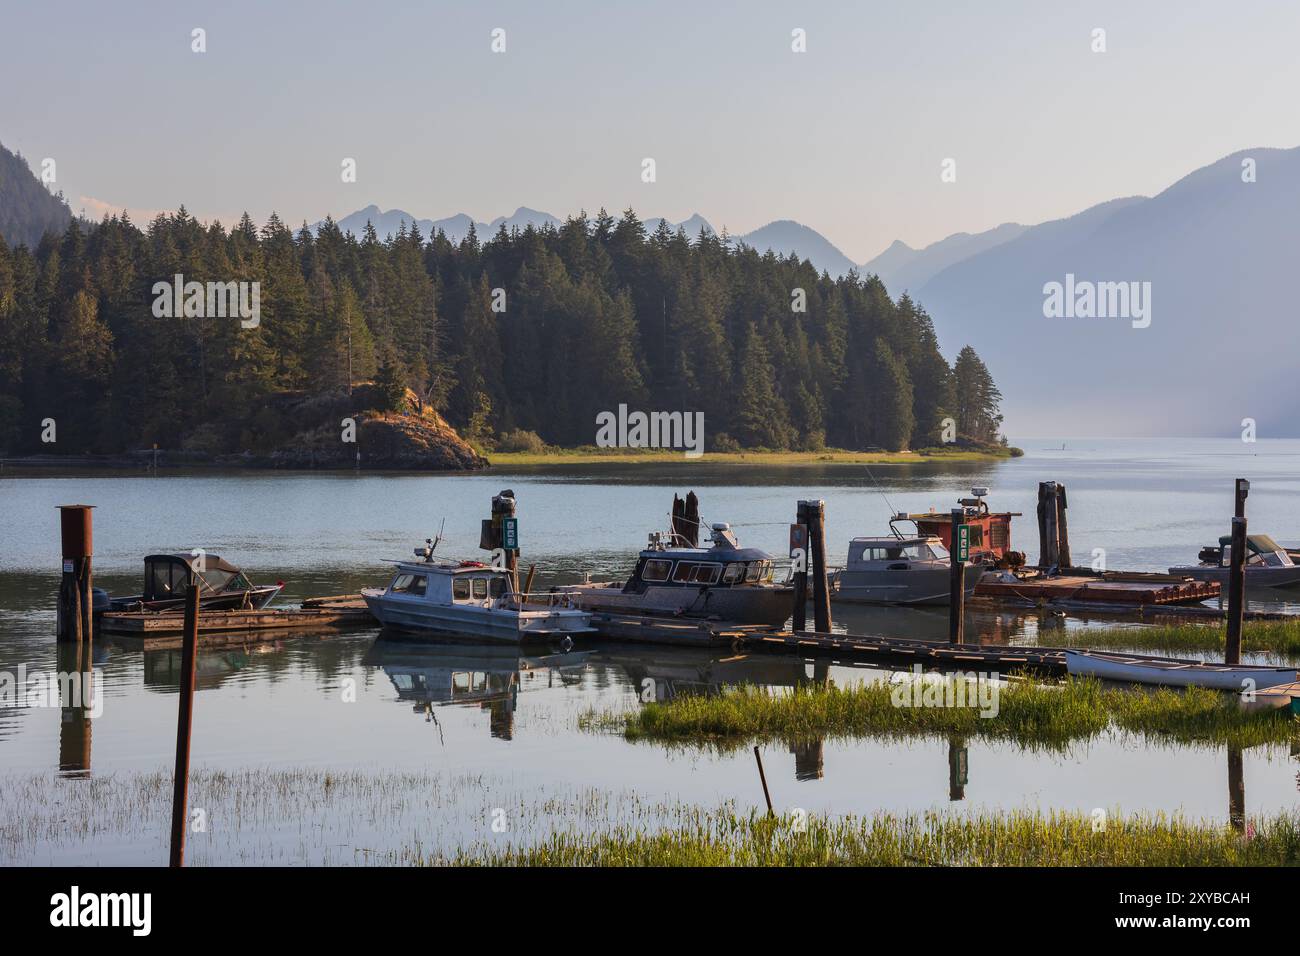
[3,437,1300,864]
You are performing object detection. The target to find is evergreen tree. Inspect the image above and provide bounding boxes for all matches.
[953,345,1003,442]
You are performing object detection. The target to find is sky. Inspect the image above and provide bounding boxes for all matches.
[2,0,1299,263]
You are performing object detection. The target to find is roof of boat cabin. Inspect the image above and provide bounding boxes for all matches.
[390,559,512,575]
[1216,534,1285,553]
[638,547,773,562]
[849,535,942,546]
[145,553,244,574]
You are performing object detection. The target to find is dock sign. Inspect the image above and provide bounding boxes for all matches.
[956,524,971,561]
[502,517,519,552]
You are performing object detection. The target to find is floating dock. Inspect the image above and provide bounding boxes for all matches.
[100,601,375,638]
[974,570,1220,608]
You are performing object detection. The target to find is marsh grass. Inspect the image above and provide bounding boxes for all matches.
[6,765,1296,867]
[1068,619,1300,659]
[580,677,1298,750]
[430,806,1300,867]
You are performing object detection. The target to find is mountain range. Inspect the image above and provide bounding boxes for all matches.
[316,145,1298,436]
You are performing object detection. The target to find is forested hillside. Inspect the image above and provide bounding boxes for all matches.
[0,143,72,250]
[0,205,1006,457]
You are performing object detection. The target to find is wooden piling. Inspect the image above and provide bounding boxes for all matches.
[671,492,701,547]
[169,583,200,868]
[790,518,808,632]
[1037,482,1061,570]
[1226,514,1247,665]
[1055,483,1071,568]
[56,505,94,644]
[949,508,966,644]
[753,746,774,816]
[801,499,831,633]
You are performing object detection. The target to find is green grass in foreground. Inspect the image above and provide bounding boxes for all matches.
[432,807,1300,866]
[580,677,1298,750]
[486,445,1020,466]
[1070,619,1300,658]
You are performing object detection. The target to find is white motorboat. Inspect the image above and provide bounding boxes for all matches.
[831,531,982,606]
[362,544,595,643]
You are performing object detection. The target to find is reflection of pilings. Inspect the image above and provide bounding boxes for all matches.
[1227,745,1245,834]
[794,660,831,691]
[790,738,824,781]
[56,642,92,776]
[948,736,968,801]
[487,679,518,740]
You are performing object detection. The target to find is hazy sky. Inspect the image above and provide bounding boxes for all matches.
[3,0,1298,262]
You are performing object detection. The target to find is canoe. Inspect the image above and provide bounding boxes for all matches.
[1063,649,1297,691]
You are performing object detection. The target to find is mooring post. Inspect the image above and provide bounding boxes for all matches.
[170,583,200,868]
[949,508,966,644]
[1055,483,1071,569]
[484,490,519,586]
[1234,477,1249,519]
[1037,481,1060,570]
[802,499,831,633]
[56,505,95,644]
[753,746,774,816]
[791,506,809,632]
[1226,514,1247,665]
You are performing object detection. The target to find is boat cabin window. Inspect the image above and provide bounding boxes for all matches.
[391,573,427,596]
[472,578,488,599]
[671,562,695,583]
[488,577,507,597]
[642,559,672,582]
[722,563,744,584]
[689,563,721,584]
[744,561,762,583]
[453,578,471,601]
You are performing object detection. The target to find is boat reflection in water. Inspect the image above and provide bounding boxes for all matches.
[363,638,589,741]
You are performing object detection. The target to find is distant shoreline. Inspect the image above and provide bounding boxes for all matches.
[0,445,1023,474]
[484,446,1024,467]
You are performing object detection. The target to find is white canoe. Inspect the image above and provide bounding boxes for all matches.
[1063,649,1297,691]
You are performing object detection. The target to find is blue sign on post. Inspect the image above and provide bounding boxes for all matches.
[502,517,519,552]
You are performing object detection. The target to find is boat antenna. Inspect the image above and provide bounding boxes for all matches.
[864,466,899,518]
[428,517,446,553]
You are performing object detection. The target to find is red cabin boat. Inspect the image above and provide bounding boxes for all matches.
[901,488,1022,567]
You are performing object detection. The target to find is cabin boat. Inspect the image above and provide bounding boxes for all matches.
[1064,649,1297,691]
[551,523,795,627]
[832,530,982,605]
[900,488,1022,567]
[96,553,282,613]
[362,545,595,643]
[1169,534,1300,589]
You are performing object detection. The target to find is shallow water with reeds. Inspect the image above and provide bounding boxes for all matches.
[3,437,1300,864]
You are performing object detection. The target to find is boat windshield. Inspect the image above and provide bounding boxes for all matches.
[854,541,947,563]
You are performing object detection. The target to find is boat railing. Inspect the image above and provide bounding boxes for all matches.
[498,591,581,611]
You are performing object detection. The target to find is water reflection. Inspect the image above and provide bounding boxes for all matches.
[55,642,92,777]
[364,639,590,741]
